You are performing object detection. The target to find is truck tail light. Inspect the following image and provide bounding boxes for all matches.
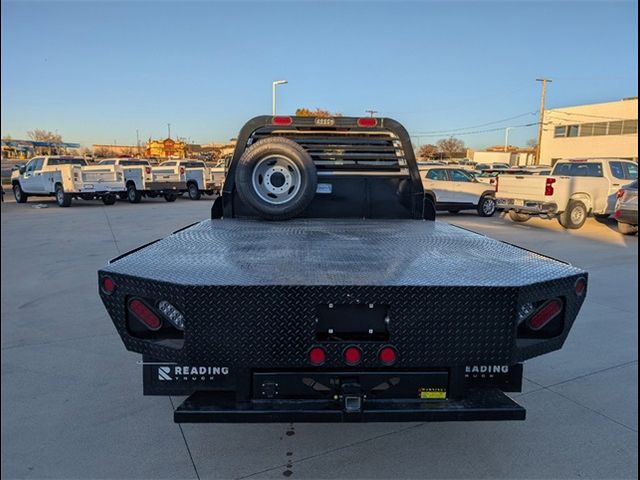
[101,276,116,295]
[157,300,185,330]
[575,277,587,296]
[344,346,362,366]
[308,346,326,366]
[612,209,621,219]
[495,176,499,192]
[616,189,625,199]
[129,299,162,330]
[272,116,292,126]
[357,117,377,127]
[527,299,563,331]
[145,167,151,175]
[179,167,185,175]
[545,178,556,196]
[379,346,397,366]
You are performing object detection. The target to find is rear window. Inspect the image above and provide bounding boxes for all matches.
[182,161,206,168]
[553,162,603,177]
[99,160,116,165]
[48,158,87,166]
[120,160,150,166]
[161,162,176,167]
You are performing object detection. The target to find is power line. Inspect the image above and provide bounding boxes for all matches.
[411,121,540,138]
[412,111,537,135]
[548,110,636,121]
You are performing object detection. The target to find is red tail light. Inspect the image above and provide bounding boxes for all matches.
[545,178,556,196]
[308,347,326,366]
[129,299,162,330]
[179,166,185,175]
[145,166,151,175]
[495,176,499,192]
[616,189,625,199]
[101,276,115,295]
[272,116,292,126]
[344,346,362,365]
[489,179,495,185]
[612,209,621,219]
[575,277,586,296]
[379,346,398,366]
[527,299,562,331]
[357,117,377,127]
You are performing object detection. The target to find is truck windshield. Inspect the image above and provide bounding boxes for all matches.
[47,158,87,166]
[553,162,603,177]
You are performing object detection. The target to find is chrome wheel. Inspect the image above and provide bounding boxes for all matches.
[251,155,302,205]
[571,205,586,224]
[482,198,496,215]
[56,189,64,204]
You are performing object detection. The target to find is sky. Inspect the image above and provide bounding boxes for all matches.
[1,0,638,149]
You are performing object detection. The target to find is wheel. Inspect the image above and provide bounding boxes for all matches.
[617,222,638,235]
[477,196,496,217]
[127,183,142,203]
[102,194,116,205]
[508,211,530,223]
[55,184,72,207]
[164,193,177,202]
[235,137,317,220]
[448,209,460,214]
[558,200,587,229]
[187,183,202,200]
[13,183,28,203]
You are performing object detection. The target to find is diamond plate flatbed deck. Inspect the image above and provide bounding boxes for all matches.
[103,219,583,287]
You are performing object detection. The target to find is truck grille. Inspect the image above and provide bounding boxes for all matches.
[250,127,405,172]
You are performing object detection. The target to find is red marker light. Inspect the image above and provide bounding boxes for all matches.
[308,347,326,366]
[545,178,556,196]
[145,166,151,175]
[575,277,586,296]
[129,299,162,330]
[357,117,377,127]
[379,346,398,366]
[101,277,115,295]
[344,346,362,366]
[272,116,293,126]
[527,299,563,331]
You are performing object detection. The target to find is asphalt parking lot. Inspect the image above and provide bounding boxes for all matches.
[1,196,637,480]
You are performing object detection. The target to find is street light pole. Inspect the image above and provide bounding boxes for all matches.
[272,80,288,116]
[365,110,378,117]
[504,127,513,152]
[535,78,552,165]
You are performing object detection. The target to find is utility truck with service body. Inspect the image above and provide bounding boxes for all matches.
[496,158,638,229]
[154,159,224,201]
[98,158,185,203]
[11,156,124,207]
[99,115,587,423]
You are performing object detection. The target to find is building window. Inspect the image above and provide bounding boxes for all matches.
[608,121,623,135]
[592,122,608,136]
[567,125,579,137]
[622,119,638,134]
[554,126,567,137]
[579,123,594,136]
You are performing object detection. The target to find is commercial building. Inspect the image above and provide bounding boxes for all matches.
[539,97,638,165]
[146,138,187,159]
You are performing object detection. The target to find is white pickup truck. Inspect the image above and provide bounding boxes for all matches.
[154,159,224,200]
[98,158,185,203]
[11,156,125,207]
[496,158,638,229]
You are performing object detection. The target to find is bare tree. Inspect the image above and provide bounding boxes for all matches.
[437,137,465,160]
[27,129,62,143]
[526,139,537,148]
[94,146,114,158]
[417,144,438,161]
[295,108,342,117]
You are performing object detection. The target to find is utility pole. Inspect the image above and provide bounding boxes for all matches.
[167,123,171,139]
[535,78,552,164]
[504,127,513,152]
[136,129,140,156]
[365,109,378,117]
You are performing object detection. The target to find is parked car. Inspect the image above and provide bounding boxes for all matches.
[98,158,185,203]
[496,158,638,229]
[612,180,638,235]
[11,156,124,207]
[422,166,497,216]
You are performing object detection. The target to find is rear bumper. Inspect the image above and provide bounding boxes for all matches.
[146,181,186,192]
[76,183,123,193]
[613,208,638,225]
[497,198,558,214]
[174,388,526,423]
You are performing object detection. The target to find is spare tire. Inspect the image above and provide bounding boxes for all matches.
[235,137,317,220]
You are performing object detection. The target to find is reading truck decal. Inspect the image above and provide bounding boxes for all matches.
[157,365,229,381]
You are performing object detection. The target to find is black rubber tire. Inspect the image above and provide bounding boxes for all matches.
[102,194,116,205]
[55,184,72,207]
[558,200,588,229]
[508,210,530,223]
[127,183,142,203]
[13,183,28,203]
[477,195,496,217]
[164,193,177,202]
[187,183,202,200]
[617,222,638,235]
[235,137,317,220]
